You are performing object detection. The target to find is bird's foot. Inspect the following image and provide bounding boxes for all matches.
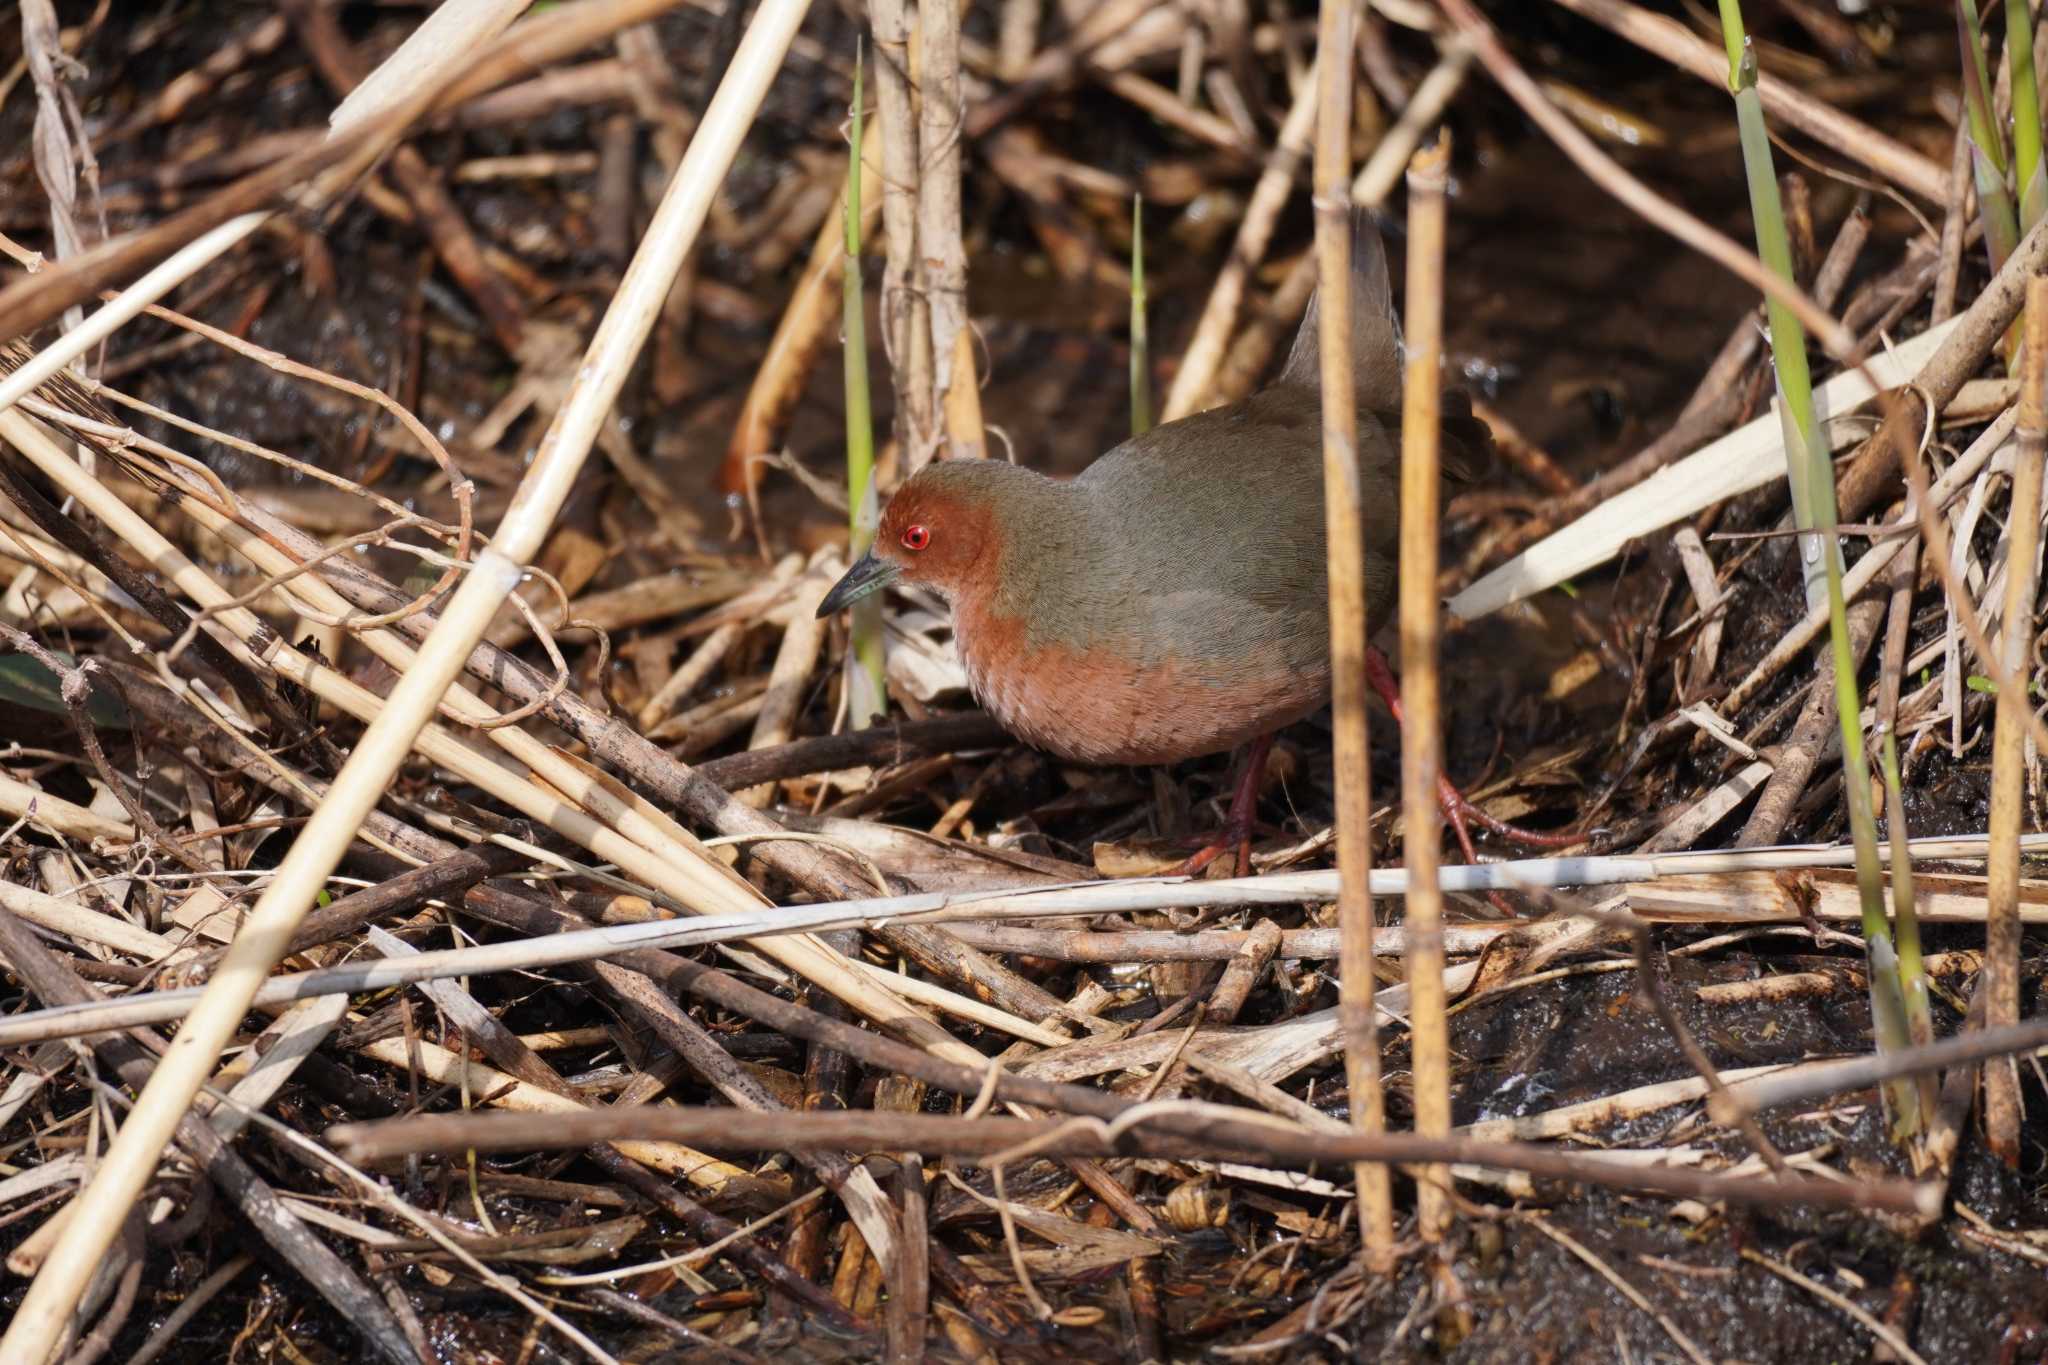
[1363,645,1578,867]
[1165,733,1277,880]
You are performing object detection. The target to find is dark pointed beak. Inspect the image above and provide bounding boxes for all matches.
[816,551,900,617]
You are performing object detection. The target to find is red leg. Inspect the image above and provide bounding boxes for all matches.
[1172,732,1277,879]
[1363,645,1578,862]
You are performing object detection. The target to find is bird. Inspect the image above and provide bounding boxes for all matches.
[818,215,1561,874]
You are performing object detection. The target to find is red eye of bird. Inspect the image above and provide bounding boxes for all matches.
[900,523,931,551]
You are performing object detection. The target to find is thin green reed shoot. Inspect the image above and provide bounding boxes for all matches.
[1130,195,1151,437]
[1721,0,1920,1136]
[1879,728,1940,1119]
[844,51,886,728]
[1959,0,2021,269]
[2006,0,2044,229]
[1719,2,1823,612]
[1814,374,1922,1135]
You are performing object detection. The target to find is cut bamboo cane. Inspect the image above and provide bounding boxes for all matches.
[1400,135,1454,1244]
[1311,0,1392,1271]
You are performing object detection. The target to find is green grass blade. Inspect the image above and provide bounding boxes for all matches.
[1724,0,1917,1140]
[2008,0,2043,230]
[1726,37,1825,612]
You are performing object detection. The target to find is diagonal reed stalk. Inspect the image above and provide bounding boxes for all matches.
[843,49,887,730]
[1719,0,1920,1139]
[1984,277,2048,1164]
[1312,0,1392,1270]
[1400,134,1455,1245]
[1130,194,1151,436]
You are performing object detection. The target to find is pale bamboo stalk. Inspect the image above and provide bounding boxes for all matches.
[871,0,932,462]
[1162,54,1321,422]
[0,768,131,842]
[916,0,981,468]
[1400,135,1454,1244]
[0,878,175,959]
[1984,277,2048,1165]
[1311,0,1392,1271]
[12,833,2048,1051]
[0,4,815,1354]
[329,0,526,131]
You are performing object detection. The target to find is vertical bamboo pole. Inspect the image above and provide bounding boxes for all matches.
[1400,134,1453,1244]
[1985,277,2047,1164]
[1313,0,1393,1270]
[0,3,817,1358]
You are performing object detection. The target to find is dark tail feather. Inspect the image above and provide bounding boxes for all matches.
[1278,211,1404,412]
[1438,390,1498,486]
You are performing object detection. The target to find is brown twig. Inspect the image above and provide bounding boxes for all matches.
[328,1105,1935,1217]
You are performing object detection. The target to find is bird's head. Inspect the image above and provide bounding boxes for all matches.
[817,459,1030,617]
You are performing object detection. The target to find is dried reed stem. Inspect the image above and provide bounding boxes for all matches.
[871,0,933,461]
[916,0,982,466]
[0,3,814,1354]
[1400,134,1454,1244]
[1312,0,1393,1271]
[1983,277,2047,1164]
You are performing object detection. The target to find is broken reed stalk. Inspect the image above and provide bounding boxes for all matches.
[843,50,887,729]
[1400,134,1454,1246]
[1130,194,1151,436]
[1721,0,1916,1136]
[1958,0,2020,270]
[0,2,817,1355]
[1984,276,2048,1165]
[1718,2,1824,613]
[1311,0,1392,1269]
